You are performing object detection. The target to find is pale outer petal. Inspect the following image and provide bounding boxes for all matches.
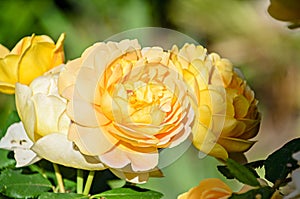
[14,149,41,167]
[68,123,118,156]
[15,83,36,141]
[0,122,40,167]
[99,145,159,172]
[32,133,106,170]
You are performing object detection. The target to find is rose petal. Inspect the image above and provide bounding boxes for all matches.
[218,137,256,153]
[15,83,36,140]
[68,124,117,156]
[0,122,33,150]
[14,148,41,167]
[32,93,68,136]
[0,44,10,58]
[0,122,40,167]
[100,144,158,172]
[32,133,106,170]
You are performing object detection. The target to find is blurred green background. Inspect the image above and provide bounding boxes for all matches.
[1,0,300,198]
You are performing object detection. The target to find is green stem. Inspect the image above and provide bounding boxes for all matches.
[53,163,65,193]
[83,171,95,195]
[77,169,84,194]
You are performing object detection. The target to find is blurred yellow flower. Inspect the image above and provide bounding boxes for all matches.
[178,178,282,199]
[177,178,232,199]
[15,66,105,170]
[170,44,260,160]
[58,40,194,183]
[0,33,65,94]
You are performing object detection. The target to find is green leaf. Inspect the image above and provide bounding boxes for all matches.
[39,193,89,199]
[245,160,265,169]
[217,165,235,179]
[0,149,15,170]
[92,187,163,199]
[0,93,19,139]
[0,169,52,198]
[226,159,260,187]
[229,186,274,199]
[264,138,300,184]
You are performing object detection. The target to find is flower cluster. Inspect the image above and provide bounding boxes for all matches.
[0,34,260,184]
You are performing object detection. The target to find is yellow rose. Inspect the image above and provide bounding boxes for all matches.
[15,66,105,170]
[177,178,232,199]
[0,33,65,94]
[170,44,260,160]
[58,40,195,183]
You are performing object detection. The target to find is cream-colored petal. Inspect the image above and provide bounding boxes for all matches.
[32,133,106,170]
[14,148,41,167]
[68,124,117,156]
[100,144,159,172]
[99,146,131,169]
[0,122,40,167]
[127,149,158,172]
[15,83,36,140]
[67,98,99,127]
[74,67,99,104]
[58,59,82,99]
[32,93,68,136]
[0,122,33,150]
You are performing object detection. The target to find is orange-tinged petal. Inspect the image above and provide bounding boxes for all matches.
[178,178,232,199]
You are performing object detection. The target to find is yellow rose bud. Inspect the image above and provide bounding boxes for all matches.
[170,44,260,160]
[15,66,105,170]
[177,178,232,199]
[0,33,65,94]
[58,40,194,183]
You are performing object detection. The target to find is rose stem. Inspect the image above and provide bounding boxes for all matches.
[53,163,65,193]
[77,169,84,194]
[83,170,95,195]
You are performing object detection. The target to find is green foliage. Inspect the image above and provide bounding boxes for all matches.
[218,138,300,198]
[91,187,163,199]
[0,150,15,169]
[229,186,274,199]
[0,169,52,198]
[219,159,260,187]
[0,94,19,139]
[264,138,300,185]
[38,193,89,199]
